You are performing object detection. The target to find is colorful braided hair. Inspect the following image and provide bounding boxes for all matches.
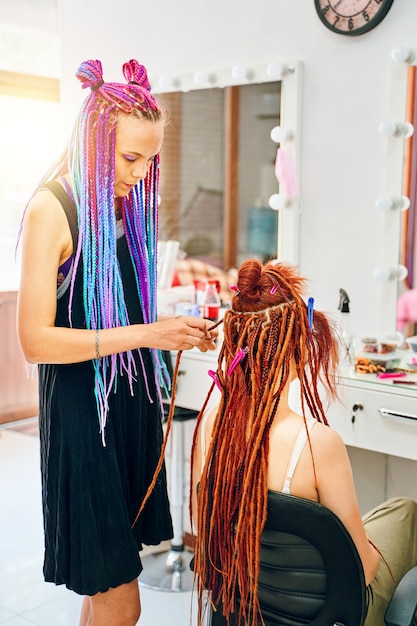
[190,258,340,626]
[37,59,169,444]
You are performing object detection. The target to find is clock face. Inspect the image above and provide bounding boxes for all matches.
[314,0,395,36]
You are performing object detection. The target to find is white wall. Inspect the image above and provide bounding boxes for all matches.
[60,0,417,339]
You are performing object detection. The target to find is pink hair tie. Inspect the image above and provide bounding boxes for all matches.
[227,347,249,376]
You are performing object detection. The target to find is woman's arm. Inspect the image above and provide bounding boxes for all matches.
[312,425,381,585]
[17,190,216,365]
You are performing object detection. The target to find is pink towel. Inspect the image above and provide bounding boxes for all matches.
[275,145,299,198]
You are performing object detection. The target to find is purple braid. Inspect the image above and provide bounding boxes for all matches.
[35,58,169,443]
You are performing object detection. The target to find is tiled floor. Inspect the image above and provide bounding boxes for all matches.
[0,418,206,626]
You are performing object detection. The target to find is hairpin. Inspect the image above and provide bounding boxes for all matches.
[270,284,279,295]
[227,346,249,376]
[307,297,314,330]
[208,369,222,391]
[230,285,240,295]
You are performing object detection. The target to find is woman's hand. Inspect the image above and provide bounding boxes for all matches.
[144,316,218,352]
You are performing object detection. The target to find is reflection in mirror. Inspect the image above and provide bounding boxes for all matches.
[157,82,281,272]
[398,65,417,338]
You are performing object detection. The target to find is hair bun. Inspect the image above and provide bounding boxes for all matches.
[122,59,151,91]
[76,59,104,91]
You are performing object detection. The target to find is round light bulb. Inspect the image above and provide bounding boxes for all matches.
[398,265,409,281]
[375,196,393,212]
[269,193,287,210]
[373,265,408,282]
[375,195,410,212]
[266,63,285,79]
[270,126,289,143]
[391,46,416,65]
[231,65,247,81]
[373,266,393,282]
[193,70,214,86]
[378,121,414,138]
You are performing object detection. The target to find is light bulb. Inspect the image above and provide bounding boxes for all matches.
[269,193,288,210]
[378,121,414,138]
[231,65,253,81]
[373,265,408,282]
[193,70,215,86]
[391,46,416,65]
[375,195,410,212]
[270,126,291,143]
[266,63,288,79]
[398,265,409,281]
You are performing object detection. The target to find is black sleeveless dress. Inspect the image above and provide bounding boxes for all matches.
[38,183,173,596]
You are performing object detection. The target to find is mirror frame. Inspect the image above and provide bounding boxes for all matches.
[378,56,410,332]
[151,60,303,266]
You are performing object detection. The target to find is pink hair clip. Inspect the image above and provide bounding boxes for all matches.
[227,346,249,376]
[270,285,279,295]
[208,369,222,391]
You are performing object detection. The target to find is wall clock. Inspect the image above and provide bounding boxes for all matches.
[314,0,395,36]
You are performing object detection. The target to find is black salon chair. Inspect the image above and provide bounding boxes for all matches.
[208,491,417,626]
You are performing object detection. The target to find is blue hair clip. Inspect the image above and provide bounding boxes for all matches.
[307,297,314,330]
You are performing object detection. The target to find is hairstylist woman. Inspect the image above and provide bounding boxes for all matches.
[17,58,216,626]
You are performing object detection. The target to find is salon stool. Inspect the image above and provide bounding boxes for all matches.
[139,405,198,592]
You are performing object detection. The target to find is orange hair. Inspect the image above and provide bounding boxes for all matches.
[190,259,340,626]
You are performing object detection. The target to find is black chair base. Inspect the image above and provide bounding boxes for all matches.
[139,546,195,592]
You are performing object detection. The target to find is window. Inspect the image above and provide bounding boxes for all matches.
[0,0,61,290]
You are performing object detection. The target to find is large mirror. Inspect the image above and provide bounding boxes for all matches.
[158,83,281,270]
[151,61,302,281]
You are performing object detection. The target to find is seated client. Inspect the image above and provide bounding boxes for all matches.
[190,258,417,626]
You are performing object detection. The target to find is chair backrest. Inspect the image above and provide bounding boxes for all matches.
[211,491,367,626]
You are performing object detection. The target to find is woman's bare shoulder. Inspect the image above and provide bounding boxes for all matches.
[25,186,65,218]
[23,186,72,243]
[310,420,347,456]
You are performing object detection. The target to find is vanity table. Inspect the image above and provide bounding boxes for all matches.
[328,372,417,462]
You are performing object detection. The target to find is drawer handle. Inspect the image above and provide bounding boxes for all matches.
[378,407,417,422]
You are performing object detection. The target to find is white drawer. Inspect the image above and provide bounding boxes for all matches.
[328,383,417,461]
[170,350,220,412]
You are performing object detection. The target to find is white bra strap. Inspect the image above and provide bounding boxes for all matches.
[282,418,316,494]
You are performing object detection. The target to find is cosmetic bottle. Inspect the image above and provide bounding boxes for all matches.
[338,288,354,375]
[201,280,221,322]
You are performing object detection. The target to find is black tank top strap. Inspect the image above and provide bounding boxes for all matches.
[41,180,78,252]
